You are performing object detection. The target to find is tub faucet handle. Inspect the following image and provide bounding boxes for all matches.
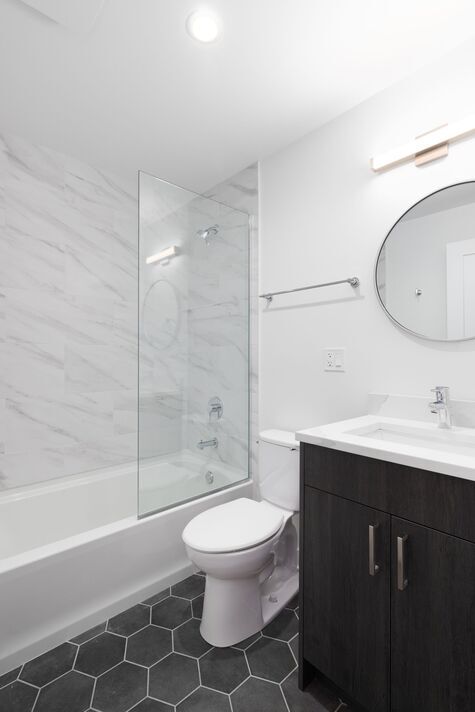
[208,397,223,422]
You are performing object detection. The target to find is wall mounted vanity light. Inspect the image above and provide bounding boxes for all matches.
[146,246,179,265]
[371,114,475,172]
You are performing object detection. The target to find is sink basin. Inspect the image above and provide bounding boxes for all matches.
[347,421,475,456]
[296,415,475,482]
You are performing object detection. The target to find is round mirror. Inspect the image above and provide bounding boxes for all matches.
[142,279,181,349]
[375,182,475,341]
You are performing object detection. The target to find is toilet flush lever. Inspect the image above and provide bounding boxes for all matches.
[368,524,380,576]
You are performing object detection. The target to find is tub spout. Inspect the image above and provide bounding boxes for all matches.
[197,438,218,450]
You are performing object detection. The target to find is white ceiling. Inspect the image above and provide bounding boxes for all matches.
[1,0,475,192]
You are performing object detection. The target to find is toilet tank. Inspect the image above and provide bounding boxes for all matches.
[259,430,300,512]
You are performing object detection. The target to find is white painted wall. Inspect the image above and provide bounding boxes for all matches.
[259,39,475,433]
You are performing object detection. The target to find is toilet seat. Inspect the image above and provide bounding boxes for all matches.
[182,498,284,554]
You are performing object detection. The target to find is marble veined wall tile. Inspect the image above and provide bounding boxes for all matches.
[0,290,4,342]
[0,399,4,454]
[0,449,65,490]
[0,129,138,490]
[0,341,65,399]
[0,225,66,291]
[65,343,136,393]
[185,164,258,477]
[5,392,114,453]
[113,389,138,436]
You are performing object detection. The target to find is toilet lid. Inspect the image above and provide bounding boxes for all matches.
[182,498,284,553]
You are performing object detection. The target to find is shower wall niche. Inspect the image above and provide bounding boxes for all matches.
[138,172,251,515]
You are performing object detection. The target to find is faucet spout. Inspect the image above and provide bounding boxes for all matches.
[428,386,452,429]
[197,437,218,450]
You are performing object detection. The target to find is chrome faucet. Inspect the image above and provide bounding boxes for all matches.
[197,438,218,450]
[208,397,223,422]
[429,386,452,429]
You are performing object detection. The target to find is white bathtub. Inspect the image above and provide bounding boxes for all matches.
[0,455,252,674]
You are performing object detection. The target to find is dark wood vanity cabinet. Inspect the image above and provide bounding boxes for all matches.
[300,444,475,712]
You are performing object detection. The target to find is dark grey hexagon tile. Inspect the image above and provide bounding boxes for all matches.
[151,596,191,629]
[285,594,299,611]
[70,622,106,645]
[191,594,204,619]
[149,653,199,705]
[232,631,261,651]
[126,625,172,667]
[171,575,205,600]
[246,636,295,683]
[199,647,248,694]
[263,608,299,642]
[177,686,231,712]
[142,588,170,607]
[0,666,21,689]
[129,698,173,711]
[295,607,299,620]
[20,642,77,687]
[75,632,125,676]
[34,671,94,712]
[173,619,211,658]
[0,681,38,712]
[93,661,147,712]
[107,604,150,636]
[231,677,288,712]
[289,634,299,664]
[282,670,343,712]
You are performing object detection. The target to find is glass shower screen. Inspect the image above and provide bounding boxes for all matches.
[138,172,250,516]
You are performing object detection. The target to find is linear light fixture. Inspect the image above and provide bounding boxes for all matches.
[146,246,179,265]
[371,114,475,172]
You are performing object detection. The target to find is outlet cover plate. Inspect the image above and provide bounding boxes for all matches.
[324,348,346,372]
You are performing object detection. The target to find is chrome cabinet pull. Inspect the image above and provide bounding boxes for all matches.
[368,524,380,576]
[397,535,408,591]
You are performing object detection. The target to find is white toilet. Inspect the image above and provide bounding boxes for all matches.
[182,430,299,647]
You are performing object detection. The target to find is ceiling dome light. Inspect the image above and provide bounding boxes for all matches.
[186,11,220,43]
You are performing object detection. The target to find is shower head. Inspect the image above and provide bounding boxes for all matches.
[196,224,219,244]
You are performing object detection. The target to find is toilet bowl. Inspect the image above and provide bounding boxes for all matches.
[182,430,299,647]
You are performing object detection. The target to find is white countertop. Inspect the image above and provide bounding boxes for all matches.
[296,415,475,483]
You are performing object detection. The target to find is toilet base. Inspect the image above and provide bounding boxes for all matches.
[200,568,299,648]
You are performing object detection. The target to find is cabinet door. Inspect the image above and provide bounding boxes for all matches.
[303,487,390,712]
[391,518,475,712]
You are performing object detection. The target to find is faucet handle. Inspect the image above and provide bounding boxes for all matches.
[431,386,449,401]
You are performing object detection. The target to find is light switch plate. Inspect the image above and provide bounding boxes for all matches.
[324,348,346,372]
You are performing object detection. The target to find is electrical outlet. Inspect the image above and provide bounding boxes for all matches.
[324,348,346,372]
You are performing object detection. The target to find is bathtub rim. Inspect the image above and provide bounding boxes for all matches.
[0,478,253,576]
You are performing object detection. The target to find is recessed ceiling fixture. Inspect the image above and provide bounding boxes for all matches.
[186,11,220,43]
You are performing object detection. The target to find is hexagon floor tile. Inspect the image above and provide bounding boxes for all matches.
[93,661,148,712]
[149,653,199,705]
[199,647,249,694]
[20,642,76,687]
[1,575,350,712]
[173,618,212,658]
[35,671,94,712]
[263,608,299,642]
[75,631,125,676]
[170,574,205,600]
[176,686,231,712]
[246,635,296,683]
[231,677,288,712]
[126,625,172,667]
[151,596,192,629]
[107,604,150,636]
